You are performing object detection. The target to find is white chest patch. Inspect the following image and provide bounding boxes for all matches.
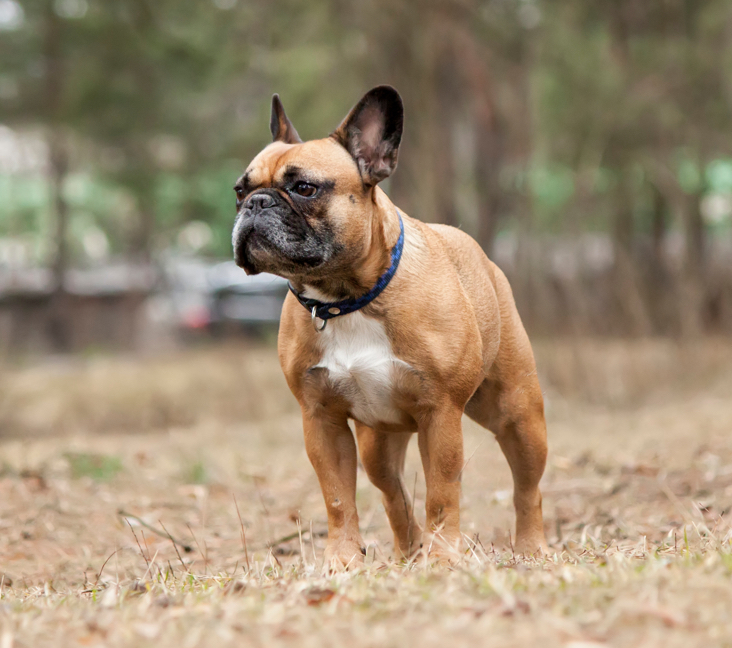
[313,311,405,427]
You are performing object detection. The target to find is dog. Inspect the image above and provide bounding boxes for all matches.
[232,86,548,566]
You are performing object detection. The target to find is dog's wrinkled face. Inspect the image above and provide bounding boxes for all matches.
[232,86,403,283]
[232,139,359,277]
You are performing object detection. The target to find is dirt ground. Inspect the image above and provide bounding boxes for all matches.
[0,338,731,647]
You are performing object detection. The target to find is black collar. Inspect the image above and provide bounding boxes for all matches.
[288,210,405,329]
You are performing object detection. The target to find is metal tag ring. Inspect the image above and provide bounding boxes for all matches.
[311,306,327,332]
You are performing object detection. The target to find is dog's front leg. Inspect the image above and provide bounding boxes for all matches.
[355,424,422,559]
[418,403,464,562]
[302,412,364,569]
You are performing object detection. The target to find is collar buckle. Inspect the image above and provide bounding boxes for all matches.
[311,306,327,332]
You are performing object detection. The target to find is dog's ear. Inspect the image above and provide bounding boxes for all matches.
[331,85,403,187]
[270,94,302,144]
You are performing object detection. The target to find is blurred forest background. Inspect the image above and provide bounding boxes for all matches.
[1,0,732,353]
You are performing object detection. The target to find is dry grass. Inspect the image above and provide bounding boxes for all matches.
[1,339,732,647]
[0,343,297,437]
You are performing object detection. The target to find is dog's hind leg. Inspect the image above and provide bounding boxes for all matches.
[355,424,422,559]
[466,372,548,555]
[464,262,549,555]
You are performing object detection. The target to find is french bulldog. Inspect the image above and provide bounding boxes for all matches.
[232,86,548,567]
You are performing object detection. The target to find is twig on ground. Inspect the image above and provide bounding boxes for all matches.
[233,495,250,572]
[159,520,190,574]
[125,518,150,571]
[297,518,306,567]
[310,520,317,564]
[140,546,160,582]
[118,509,193,553]
[460,432,489,479]
[187,523,208,574]
[266,527,328,551]
[93,549,120,588]
[254,480,269,516]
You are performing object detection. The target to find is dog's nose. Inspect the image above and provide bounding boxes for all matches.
[245,192,276,212]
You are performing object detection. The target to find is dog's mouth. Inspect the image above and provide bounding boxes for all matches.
[233,217,259,274]
[234,214,331,276]
[234,236,259,275]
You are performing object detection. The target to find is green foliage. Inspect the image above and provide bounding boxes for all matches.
[678,158,703,194]
[529,164,575,226]
[0,175,48,236]
[706,160,732,193]
[64,452,123,481]
[184,460,208,485]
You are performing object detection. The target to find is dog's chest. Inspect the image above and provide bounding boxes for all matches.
[313,313,403,427]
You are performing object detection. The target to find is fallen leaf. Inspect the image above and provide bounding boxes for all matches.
[304,587,336,606]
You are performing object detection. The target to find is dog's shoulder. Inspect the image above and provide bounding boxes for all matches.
[424,222,498,282]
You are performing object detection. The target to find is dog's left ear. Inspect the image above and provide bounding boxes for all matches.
[331,85,403,187]
[270,94,302,144]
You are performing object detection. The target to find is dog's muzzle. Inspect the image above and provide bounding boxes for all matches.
[232,190,285,273]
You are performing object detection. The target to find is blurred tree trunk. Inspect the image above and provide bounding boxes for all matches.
[650,182,667,265]
[130,4,157,265]
[511,44,540,332]
[678,190,706,337]
[432,27,458,227]
[612,169,652,336]
[48,134,69,294]
[126,163,156,264]
[683,190,705,276]
[461,33,503,255]
[647,181,671,332]
[613,170,634,255]
[44,0,71,351]
[134,196,156,264]
[604,4,653,335]
[474,123,502,255]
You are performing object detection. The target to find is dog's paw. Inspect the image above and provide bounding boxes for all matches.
[415,532,463,567]
[393,531,423,563]
[514,533,549,558]
[323,539,365,571]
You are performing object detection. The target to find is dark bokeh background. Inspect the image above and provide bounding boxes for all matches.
[1,0,732,353]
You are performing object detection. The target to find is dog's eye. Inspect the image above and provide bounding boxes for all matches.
[293,182,317,198]
[235,187,245,201]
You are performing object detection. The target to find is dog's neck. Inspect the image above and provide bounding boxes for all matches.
[300,190,402,302]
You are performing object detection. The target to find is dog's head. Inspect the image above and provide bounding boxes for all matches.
[232,86,403,284]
